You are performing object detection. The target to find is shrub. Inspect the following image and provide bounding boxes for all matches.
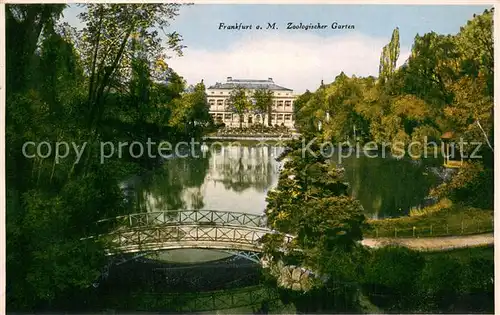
[362,246,425,310]
[430,162,493,209]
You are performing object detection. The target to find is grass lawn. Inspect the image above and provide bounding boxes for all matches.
[365,201,493,238]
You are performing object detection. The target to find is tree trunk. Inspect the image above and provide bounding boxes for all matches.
[476,120,494,152]
[267,104,272,127]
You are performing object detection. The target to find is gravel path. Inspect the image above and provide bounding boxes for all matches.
[361,233,493,251]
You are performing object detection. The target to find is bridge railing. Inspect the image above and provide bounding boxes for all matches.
[366,219,494,238]
[97,210,268,231]
[104,225,287,254]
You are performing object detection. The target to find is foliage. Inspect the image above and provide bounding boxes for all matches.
[429,161,493,209]
[362,246,426,310]
[76,3,186,127]
[293,9,494,210]
[228,85,251,129]
[252,88,274,126]
[263,138,367,294]
[366,203,493,238]
[378,27,400,83]
[362,246,494,313]
[169,81,212,135]
[5,3,203,311]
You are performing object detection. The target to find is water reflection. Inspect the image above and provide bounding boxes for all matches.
[334,154,440,218]
[211,145,281,193]
[126,143,440,219]
[130,143,284,215]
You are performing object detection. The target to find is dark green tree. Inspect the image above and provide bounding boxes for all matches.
[228,85,250,129]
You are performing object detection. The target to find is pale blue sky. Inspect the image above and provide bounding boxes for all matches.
[62,4,491,93]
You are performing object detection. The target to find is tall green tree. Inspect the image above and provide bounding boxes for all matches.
[252,88,274,126]
[263,139,367,298]
[6,4,67,92]
[228,85,250,129]
[6,4,195,311]
[76,3,186,129]
[170,80,211,136]
[378,27,400,83]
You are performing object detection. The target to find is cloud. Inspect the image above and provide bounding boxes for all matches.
[167,32,410,94]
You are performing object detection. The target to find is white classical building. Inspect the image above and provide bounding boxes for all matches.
[206,77,296,128]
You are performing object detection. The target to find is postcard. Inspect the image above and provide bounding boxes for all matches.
[2,2,495,314]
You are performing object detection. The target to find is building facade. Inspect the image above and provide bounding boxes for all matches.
[206,77,296,128]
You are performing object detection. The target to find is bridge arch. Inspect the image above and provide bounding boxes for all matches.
[104,224,271,255]
[96,210,292,257]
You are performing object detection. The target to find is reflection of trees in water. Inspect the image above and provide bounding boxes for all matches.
[211,145,280,193]
[128,147,436,218]
[189,187,205,210]
[133,153,210,212]
[128,145,282,213]
[339,155,439,218]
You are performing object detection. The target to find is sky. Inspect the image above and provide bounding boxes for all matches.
[62,4,491,93]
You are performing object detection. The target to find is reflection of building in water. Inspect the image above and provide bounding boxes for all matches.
[207,77,296,128]
[211,145,272,171]
[208,145,282,191]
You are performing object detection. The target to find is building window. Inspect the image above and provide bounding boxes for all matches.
[277,114,283,121]
[285,114,292,120]
[209,99,215,106]
[224,113,232,120]
[278,93,281,95]
[220,92,223,94]
[217,99,223,106]
[271,114,276,120]
[285,100,291,107]
[277,100,284,107]
[211,91,214,94]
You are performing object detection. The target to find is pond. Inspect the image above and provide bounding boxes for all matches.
[118,141,442,263]
[125,141,441,220]
[96,141,446,313]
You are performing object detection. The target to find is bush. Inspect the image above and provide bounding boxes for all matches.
[430,162,493,209]
[363,246,425,301]
[366,204,493,238]
[418,255,463,311]
[362,246,494,313]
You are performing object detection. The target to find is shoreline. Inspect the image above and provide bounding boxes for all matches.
[202,135,295,141]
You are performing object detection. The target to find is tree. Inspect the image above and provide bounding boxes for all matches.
[76,3,186,129]
[5,4,196,311]
[456,8,493,96]
[228,85,250,129]
[252,88,274,126]
[170,80,211,136]
[363,246,426,311]
[378,27,400,84]
[6,4,67,92]
[263,139,367,295]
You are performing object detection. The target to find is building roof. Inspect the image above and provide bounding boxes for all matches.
[207,77,293,91]
[441,131,454,140]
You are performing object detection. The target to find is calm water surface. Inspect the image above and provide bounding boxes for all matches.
[123,142,440,262]
[127,143,439,218]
